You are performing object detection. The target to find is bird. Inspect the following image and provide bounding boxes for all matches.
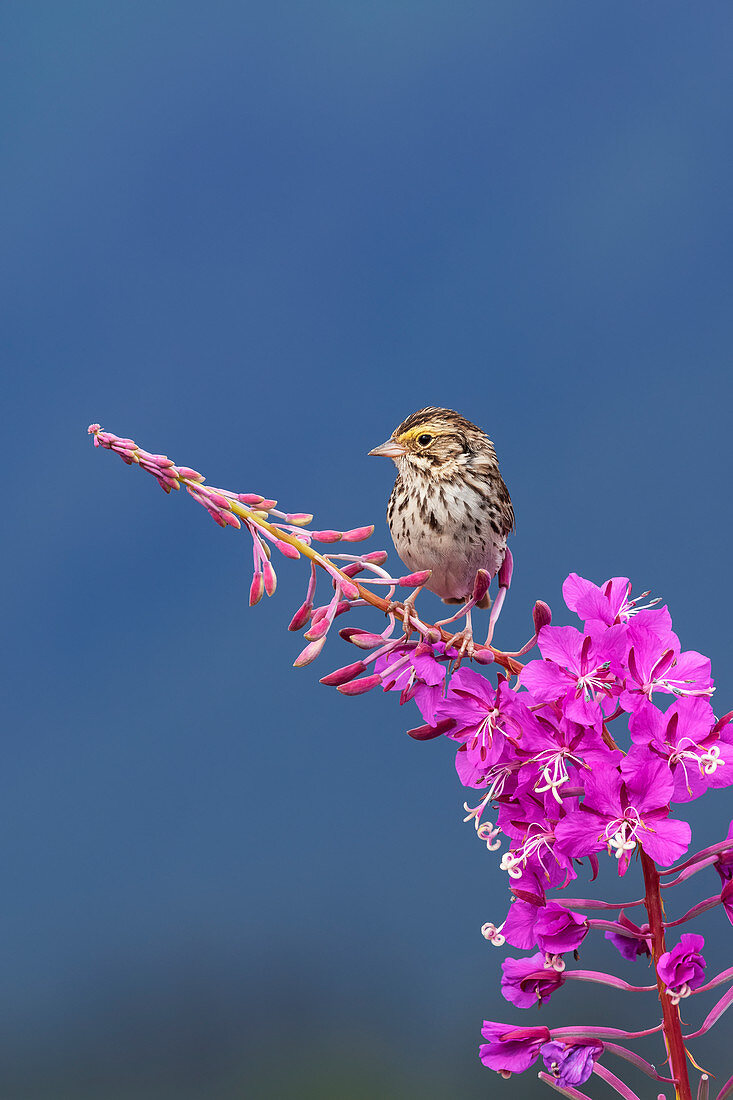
[368,406,514,653]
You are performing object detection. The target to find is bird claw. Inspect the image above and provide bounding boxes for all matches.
[386,591,420,637]
[444,626,475,669]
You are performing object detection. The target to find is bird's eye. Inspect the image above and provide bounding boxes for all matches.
[417,434,433,446]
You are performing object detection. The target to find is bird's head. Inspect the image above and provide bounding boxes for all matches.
[368,407,494,478]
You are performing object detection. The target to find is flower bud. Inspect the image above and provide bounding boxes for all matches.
[341,525,374,542]
[336,673,382,695]
[249,572,264,606]
[284,512,313,526]
[319,661,367,686]
[293,637,326,666]
[263,560,277,597]
[274,539,300,559]
[288,601,313,631]
[311,530,342,543]
[339,628,385,649]
[398,570,431,587]
[533,600,552,632]
[305,616,331,642]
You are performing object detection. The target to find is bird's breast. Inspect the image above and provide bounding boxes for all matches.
[386,476,508,601]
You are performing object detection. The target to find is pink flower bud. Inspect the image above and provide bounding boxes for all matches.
[285,513,313,526]
[472,568,490,603]
[293,637,326,666]
[249,572,264,606]
[220,510,241,529]
[274,539,300,560]
[177,466,204,482]
[207,491,231,510]
[257,498,277,511]
[288,601,313,631]
[341,562,365,578]
[407,719,455,740]
[311,530,342,543]
[305,616,331,642]
[263,560,277,597]
[237,493,264,505]
[363,551,389,565]
[340,525,374,542]
[339,629,384,649]
[533,600,552,632]
[398,570,431,587]
[87,423,101,435]
[336,673,382,695]
[319,661,367,686]
[337,578,360,600]
[473,647,495,665]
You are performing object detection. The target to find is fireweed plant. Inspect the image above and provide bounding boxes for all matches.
[89,425,733,1100]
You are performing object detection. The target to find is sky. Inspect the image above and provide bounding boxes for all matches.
[4,2,733,1097]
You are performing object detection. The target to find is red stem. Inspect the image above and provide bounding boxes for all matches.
[640,850,692,1100]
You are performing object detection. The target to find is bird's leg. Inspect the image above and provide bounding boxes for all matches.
[435,570,490,665]
[440,604,475,666]
[386,585,426,638]
[485,549,513,646]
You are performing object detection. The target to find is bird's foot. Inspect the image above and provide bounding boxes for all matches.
[443,624,475,669]
[386,588,422,638]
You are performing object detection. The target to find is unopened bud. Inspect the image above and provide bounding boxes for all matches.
[263,560,277,597]
[305,616,331,642]
[472,647,495,665]
[220,510,241,529]
[274,539,300,560]
[288,601,313,631]
[398,570,431,587]
[339,628,384,649]
[472,569,490,604]
[249,572,264,606]
[237,493,264,505]
[406,719,454,740]
[293,637,326,667]
[311,530,342,543]
[533,600,552,632]
[341,525,374,542]
[364,550,389,565]
[285,512,313,526]
[319,661,367,686]
[337,673,382,696]
[177,466,204,482]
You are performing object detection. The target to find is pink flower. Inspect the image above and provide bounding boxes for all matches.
[657,934,706,1004]
[500,951,566,1008]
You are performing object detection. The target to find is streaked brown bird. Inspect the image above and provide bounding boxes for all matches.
[369,406,514,650]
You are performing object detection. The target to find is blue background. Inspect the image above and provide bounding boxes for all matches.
[4,2,733,1096]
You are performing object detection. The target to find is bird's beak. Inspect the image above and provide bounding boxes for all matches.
[368,439,406,459]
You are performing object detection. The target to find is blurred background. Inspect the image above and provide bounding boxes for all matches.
[4,2,733,1096]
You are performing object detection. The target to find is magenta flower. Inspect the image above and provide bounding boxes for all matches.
[604,911,651,960]
[563,573,641,628]
[518,625,626,725]
[374,642,447,724]
[619,621,714,713]
[657,934,706,1004]
[435,669,529,771]
[555,757,691,874]
[503,899,588,954]
[516,710,620,808]
[479,1022,550,1076]
[628,698,733,802]
[500,951,566,1008]
[540,1039,603,1087]
[499,809,577,889]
